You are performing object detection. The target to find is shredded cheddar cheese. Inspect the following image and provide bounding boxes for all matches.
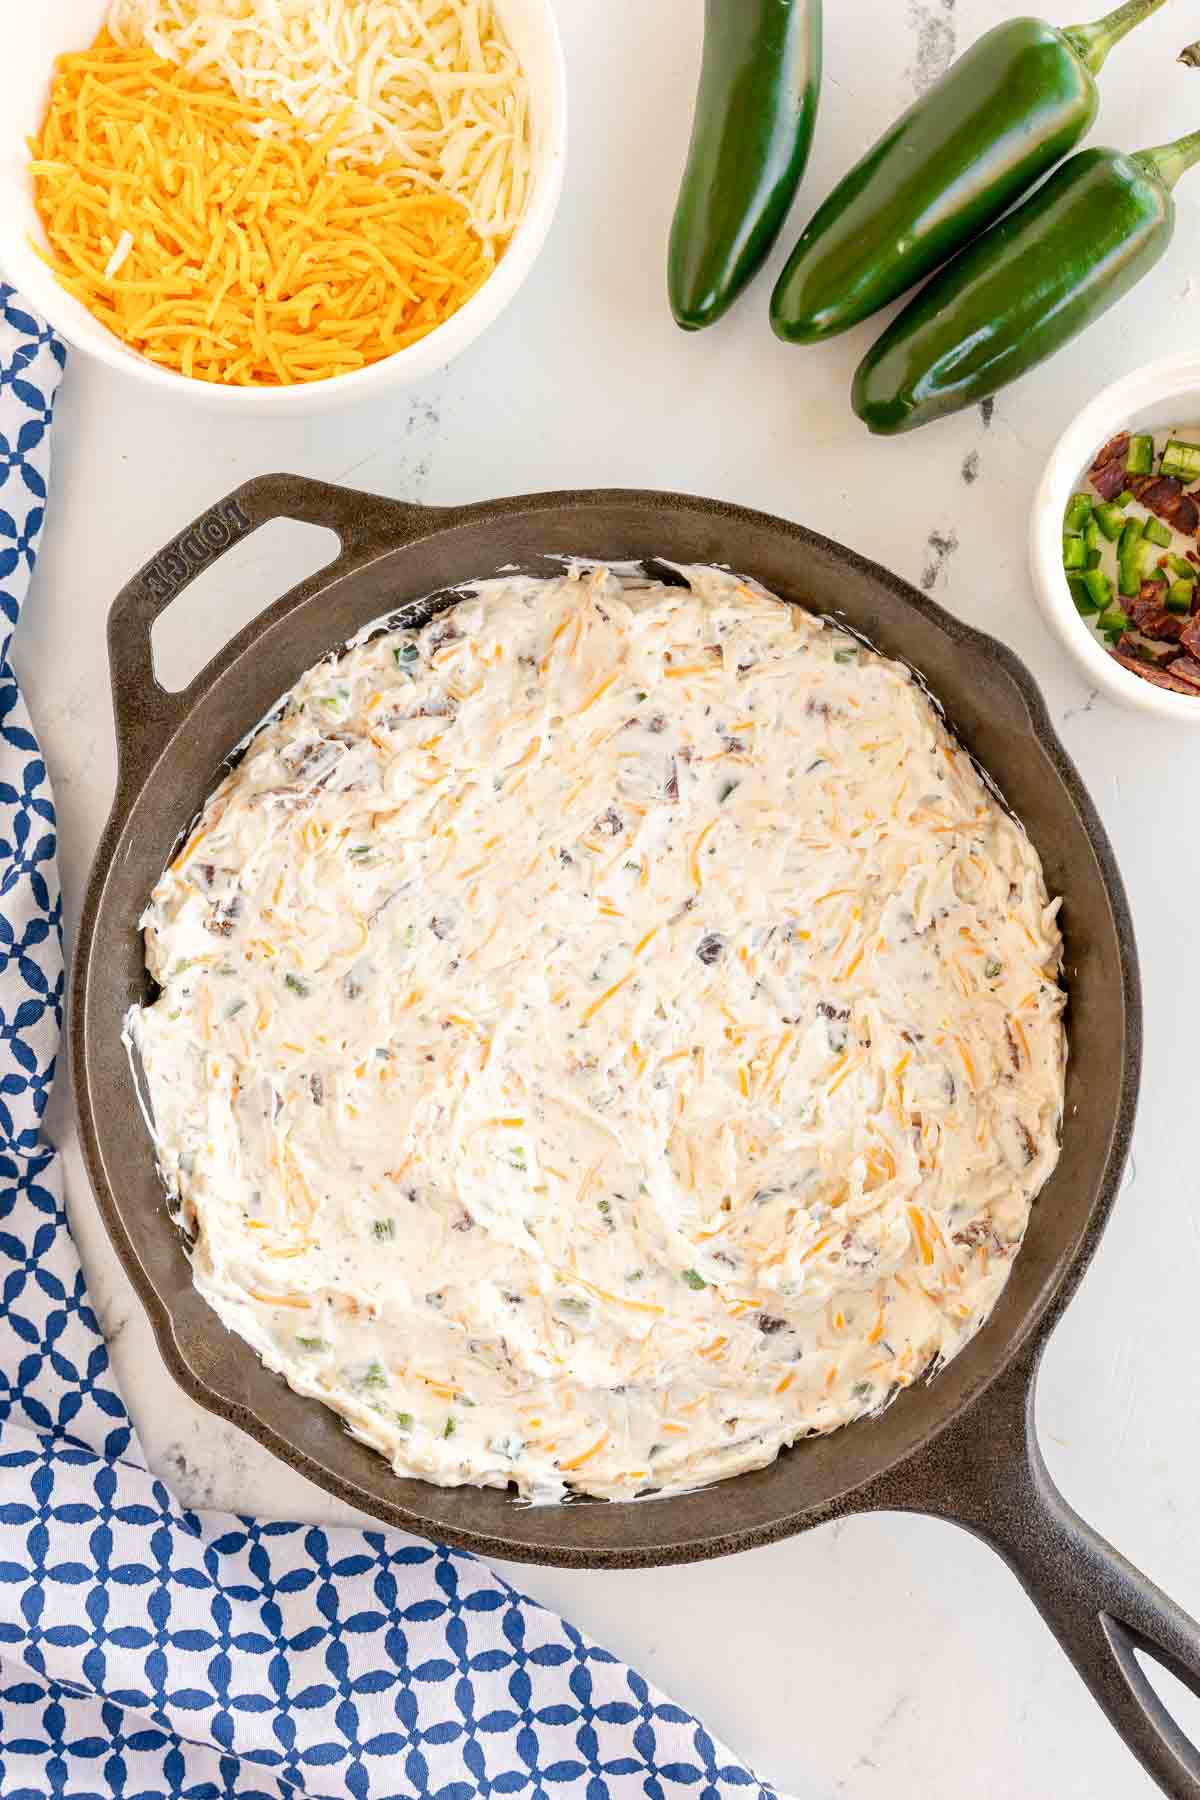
[30,32,498,386]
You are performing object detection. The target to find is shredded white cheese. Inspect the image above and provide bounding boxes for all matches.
[103,229,134,280]
[107,0,532,238]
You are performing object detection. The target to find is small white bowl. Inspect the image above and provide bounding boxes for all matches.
[1031,352,1200,721]
[0,0,566,416]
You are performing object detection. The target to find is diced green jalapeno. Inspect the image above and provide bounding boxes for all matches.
[1094,501,1126,541]
[1117,518,1146,596]
[1068,574,1097,614]
[1160,438,1200,482]
[1082,568,1113,611]
[1064,493,1093,533]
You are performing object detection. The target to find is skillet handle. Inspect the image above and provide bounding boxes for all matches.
[107,473,438,780]
[873,1347,1200,1797]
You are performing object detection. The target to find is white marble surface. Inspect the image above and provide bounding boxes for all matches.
[13,1,1200,1793]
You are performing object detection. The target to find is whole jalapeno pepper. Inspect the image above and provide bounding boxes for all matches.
[852,128,1200,435]
[770,0,1166,345]
[669,0,822,331]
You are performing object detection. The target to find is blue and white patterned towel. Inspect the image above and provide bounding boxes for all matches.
[0,286,783,1800]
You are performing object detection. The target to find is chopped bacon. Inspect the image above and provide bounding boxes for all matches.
[952,1220,1003,1255]
[1129,610,1183,643]
[1115,633,1181,668]
[1163,655,1200,692]
[1129,585,1185,640]
[1088,432,1131,500]
[1127,473,1200,536]
[1110,649,1200,693]
[1181,614,1200,661]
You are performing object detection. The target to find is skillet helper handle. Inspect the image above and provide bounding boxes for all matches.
[885,1350,1200,1797]
[107,473,433,778]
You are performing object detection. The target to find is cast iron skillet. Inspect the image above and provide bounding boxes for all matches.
[72,475,1200,1795]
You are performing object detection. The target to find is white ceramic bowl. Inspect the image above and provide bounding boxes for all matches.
[0,0,566,415]
[1031,352,1200,721]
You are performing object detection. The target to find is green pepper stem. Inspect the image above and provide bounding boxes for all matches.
[1063,0,1169,76]
[1134,127,1200,191]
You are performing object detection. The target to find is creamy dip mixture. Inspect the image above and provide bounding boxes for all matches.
[130,564,1067,1503]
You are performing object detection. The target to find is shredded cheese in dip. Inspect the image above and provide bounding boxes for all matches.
[130,565,1067,1503]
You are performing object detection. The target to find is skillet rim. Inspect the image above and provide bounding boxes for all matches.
[70,483,1141,1567]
